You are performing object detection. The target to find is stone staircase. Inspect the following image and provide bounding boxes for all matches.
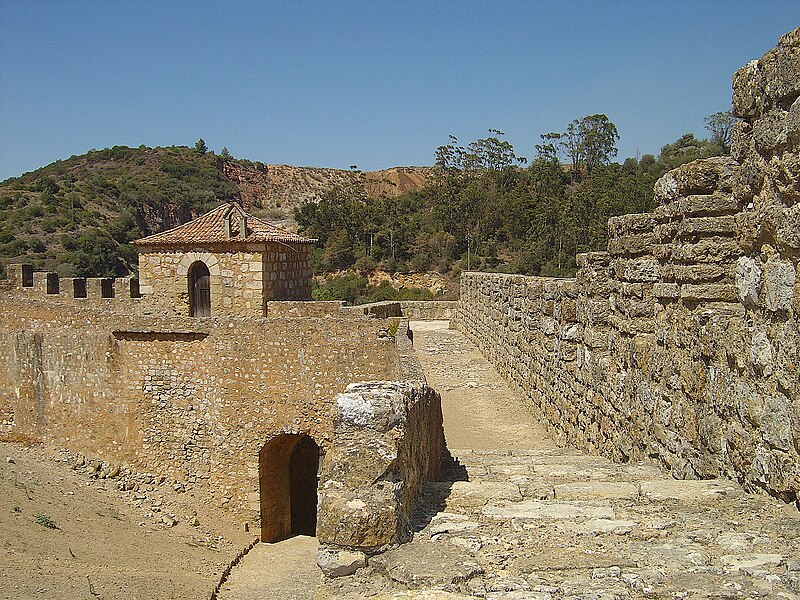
[355,447,800,598]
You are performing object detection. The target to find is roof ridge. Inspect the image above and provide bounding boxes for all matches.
[133,202,315,246]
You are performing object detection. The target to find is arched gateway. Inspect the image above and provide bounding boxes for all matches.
[258,433,320,542]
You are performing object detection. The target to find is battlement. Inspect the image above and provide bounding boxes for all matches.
[4,263,142,307]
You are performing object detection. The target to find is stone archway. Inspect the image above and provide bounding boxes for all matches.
[258,433,320,542]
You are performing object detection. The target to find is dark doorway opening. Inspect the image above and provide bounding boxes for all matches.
[258,434,320,542]
[188,261,211,317]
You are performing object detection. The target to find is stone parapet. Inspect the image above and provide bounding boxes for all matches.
[3,264,141,310]
[454,30,800,505]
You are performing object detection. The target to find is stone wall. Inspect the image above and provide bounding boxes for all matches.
[137,241,312,318]
[454,30,800,504]
[0,291,399,527]
[346,300,459,321]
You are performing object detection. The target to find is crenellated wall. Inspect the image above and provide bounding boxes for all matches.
[455,29,800,503]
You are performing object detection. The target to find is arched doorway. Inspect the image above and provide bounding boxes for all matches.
[258,434,320,542]
[188,261,211,317]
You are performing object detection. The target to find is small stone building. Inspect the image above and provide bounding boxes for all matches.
[134,202,315,317]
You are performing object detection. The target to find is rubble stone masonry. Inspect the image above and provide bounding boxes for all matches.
[0,286,399,525]
[454,29,800,503]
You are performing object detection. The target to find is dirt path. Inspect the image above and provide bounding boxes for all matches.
[216,536,320,600]
[410,320,555,451]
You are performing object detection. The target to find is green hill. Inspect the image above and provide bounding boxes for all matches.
[0,145,240,277]
[0,145,433,278]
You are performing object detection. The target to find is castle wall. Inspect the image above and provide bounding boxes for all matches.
[0,292,399,524]
[454,30,800,503]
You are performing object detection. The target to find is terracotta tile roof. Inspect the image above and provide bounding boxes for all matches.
[134,203,315,247]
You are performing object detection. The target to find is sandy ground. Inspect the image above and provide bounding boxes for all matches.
[410,320,555,451]
[0,442,252,600]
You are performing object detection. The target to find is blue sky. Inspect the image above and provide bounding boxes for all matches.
[0,1,797,180]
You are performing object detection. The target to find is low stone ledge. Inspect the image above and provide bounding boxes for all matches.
[680,283,739,302]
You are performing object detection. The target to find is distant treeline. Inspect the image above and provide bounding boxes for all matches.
[296,114,731,278]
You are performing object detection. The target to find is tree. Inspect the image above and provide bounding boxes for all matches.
[704,110,736,154]
[560,114,619,176]
[220,147,231,158]
[194,138,208,155]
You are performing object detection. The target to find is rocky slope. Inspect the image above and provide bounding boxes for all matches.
[0,146,432,276]
[220,161,432,213]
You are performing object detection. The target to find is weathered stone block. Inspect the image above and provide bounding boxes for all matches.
[654,157,737,204]
[762,260,796,311]
[735,256,762,307]
[607,234,655,257]
[753,107,789,154]
[671,239,742,263]
[608,213,659,237]
[677,216,736,238]
[317,381,444,553]
[680,284,738,302]
[662,263,728,284]
[653,283,680,300]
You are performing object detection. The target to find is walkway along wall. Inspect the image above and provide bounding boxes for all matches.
[454,29,800,504]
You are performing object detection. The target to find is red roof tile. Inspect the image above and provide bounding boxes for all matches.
[134,203,315,247]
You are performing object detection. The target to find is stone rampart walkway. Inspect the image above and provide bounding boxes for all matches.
[215,535,320,600]
[320,321,800,598]
[228,321,800,599]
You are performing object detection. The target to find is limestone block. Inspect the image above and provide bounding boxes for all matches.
[762,394,792,451]
[788,96,800,147]
[776,203,800,250]
[616,257,660,283]
[753,107,789,154]
[735,256,762,307]
[662,264,728,284]
[554,481,638,501]
[731,120,754,163]
[654,157,737,204]
[483,500,614,520]
[608,212,659,237]
[653,283,679,300]
[315,548,367,578]
[671,239,741,263]
[763,31,800,104]
[608,234,654,257]
[369,541,483,588]
[762,260,796,311]
[677,216,736,238]
[681,194,740,217]
[639,479,741,502]
[733,60,764,119]
[317,381,444,552]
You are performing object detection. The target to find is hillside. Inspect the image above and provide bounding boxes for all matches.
[222,162,432,212]
[0,145,432,277]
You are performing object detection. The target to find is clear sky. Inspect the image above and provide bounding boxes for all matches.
[0,1,797,180]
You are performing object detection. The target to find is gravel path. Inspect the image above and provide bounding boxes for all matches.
[410,320,555,450]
